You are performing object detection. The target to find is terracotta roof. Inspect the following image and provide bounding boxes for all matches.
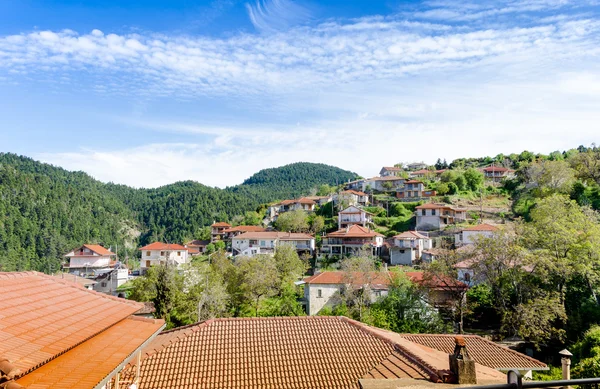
[15,317,164,389]
[186,239,210,246]
[233,231,314,240]
[398,334,547,371]
[326,225,384,238]
[0,272,144,376]
[279,198,316,206]
[126,316,458,389]
[341,190,368,196]
[462,223,499,232]
[139,242,189,251]
[51,272,97,286]
[381,166,402,171]
[339,206,373,215]
[210,222,231,227]
[394,231,429,240]
[416,203,466,211]
[223,225,267,233]
[65,244,115,257]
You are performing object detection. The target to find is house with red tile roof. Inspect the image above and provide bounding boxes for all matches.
[266,197,318,222]
[139,242,189,271]
[455,223,499,246]
[482,166,516,183]
[0,271,164,389]
[338,205,373,229]
[231,231,315,257]
[396,180,437,200]
[185,239,211,255]
[379,166,402,177]
[334,190,370,207]
[64,244,116,277]
[321,225,385,257]
[222,225,267,240]
[390,231,432,266]
[210,221,231,242]
[415,203,468,231]
[120,316,510,389]
[409,169,447,180]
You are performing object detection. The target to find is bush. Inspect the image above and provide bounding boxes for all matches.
[436,182,450,195]
[363,206,387,217]
[389,203,412,218]
[447,182,459,195]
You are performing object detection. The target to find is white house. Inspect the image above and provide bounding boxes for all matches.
[267,198,317,222]
[415,203,468,231]
[64,244,116,278]
[406,162,428,171]
[303,271,392,315]
[389,231,432,266]
[93,266,130,296]
[231,231,315,257]
[379,166,402,177]
[305,195,333,206]
[333,190,369,207]
[337,206,373,229]
[320,225,384,257]
[139,242,189,270]
[211,222,231,242]
[455,224,499,246]
[395,180,437,200]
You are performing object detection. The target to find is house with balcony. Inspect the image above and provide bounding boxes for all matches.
[415,203,468,231]
[64,244,116,278]
[231,231,315,257]
[455,223,499,246]
[482,166,516,182]
[409,169,447,180]
[211,222,231,242]
[389,231,432,266]
[395,180,437,200]
[222,225,267,240]
[320,225,384,257]
[266,198,317,222]
[185,239,210,255]
[379,166,402,177]
[139,242,189,270]
[305,195,333,206]
[333,190,369,207]
[337,206,373,229]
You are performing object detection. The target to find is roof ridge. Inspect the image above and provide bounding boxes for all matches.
[340,317,443,382]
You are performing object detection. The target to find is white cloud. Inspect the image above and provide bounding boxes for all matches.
[246,0,312,32]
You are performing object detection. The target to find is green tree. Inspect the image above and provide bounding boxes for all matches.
[464,168,484,191]
[237,255,279,316]
[274,210,309,232]
[243,211,262,226]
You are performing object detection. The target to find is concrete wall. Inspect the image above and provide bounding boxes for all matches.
[141,249,189,268]
[305,283,388,315]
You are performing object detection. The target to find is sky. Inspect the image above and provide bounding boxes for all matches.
[1,0,599,188]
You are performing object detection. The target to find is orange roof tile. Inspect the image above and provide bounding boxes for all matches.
[15,317,165,389]
[127,316,446,389]
[222,225,267,233]
[394,231,429,240]
[83,244,115,256]
[341,190,368,196]
[233,231,314,240]
[0,272,143,376]
[462,223,499,232]
[397,334,547,371]
[326,225,383,238]
[138,242,189,251]
[210,222,231,227]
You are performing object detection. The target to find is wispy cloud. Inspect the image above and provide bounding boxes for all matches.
[246,0,312,32]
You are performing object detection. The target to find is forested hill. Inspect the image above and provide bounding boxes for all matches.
[0,153,358,272]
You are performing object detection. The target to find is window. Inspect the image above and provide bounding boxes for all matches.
[145,260,151,267]
[464,273,471,282]
[421,210,426,216]
[260,240,266,247]
[146,251,151,256]
[160,251,165,256]
[375,290,382,297]
[432,209,436,216]
[101,282,107,287]
[317,289,322,298]
[177,251,181,256]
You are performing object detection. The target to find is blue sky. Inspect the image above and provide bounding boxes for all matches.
[1,0,600,188]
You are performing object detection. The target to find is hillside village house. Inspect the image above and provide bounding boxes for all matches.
[121,315,548,389]
[396,180,437,199]
[321,225,384,257]
[389,231,433,266]
[303,271,467,315]
[210,221,231,242]
[64,244,116,278]
[482,166,516,182]
[416,203,468,231]
[185,239,210,255]
[409,169,447,180]
[406,162,428,170]
[333,189,369,207]
[0,272,165,389]
[267,197,317,221]
[455,224,499,246]
[338,205,373,229]
[139,242,189,270]
[305,195,333,206]
[231,231,315,257]
[379,166,402,176]
[221,225,267,240]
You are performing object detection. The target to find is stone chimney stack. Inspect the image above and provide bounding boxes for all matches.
[449,336,477,384]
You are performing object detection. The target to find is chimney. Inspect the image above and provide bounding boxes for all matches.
[559,349,573,386]
[449,336,477,384]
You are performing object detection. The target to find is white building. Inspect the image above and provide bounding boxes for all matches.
[337,206,373,229]
[266,198,317,222]
[415,203,468,231]
[231,231,315,257]
[333,190,369,207]
[211,222,231,242]
[389,231,432,266]
[320,225,384,257]
[64,244,116,278]
[455,224,499,246]
[379,166,402,177]
[139,242,190,270]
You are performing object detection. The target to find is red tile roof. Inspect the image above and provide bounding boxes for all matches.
[462,223,499,232]
[394,231,429,240]
[139,242,189,251]
[223,225,267,233]
[126,316,450,389]
[397,334,547,371]
[341,190,368,196]
[233,231,314,240]
[210,222,231,227]
[381,166,402,171]
[415,203,466,211]
[83,244,115,256]
[15,317,164,389]
[326,225,384,238]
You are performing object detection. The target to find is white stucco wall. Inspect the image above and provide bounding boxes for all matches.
[141,249,189,268]
[69,255,112,268]
[305,283,388,315]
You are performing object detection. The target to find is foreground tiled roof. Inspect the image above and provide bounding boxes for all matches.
[0,272,144,375]
[128,316,445,389]
[326,225,383,238]
[139,242,189,251]
[398,334,547,371]
[233,231,314,240]
[15,317,164,389]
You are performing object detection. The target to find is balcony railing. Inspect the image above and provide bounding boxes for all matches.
[457,370,600,389]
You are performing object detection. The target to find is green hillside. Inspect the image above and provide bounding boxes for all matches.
[0,153,357,272]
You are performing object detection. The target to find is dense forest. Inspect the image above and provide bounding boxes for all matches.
[0,153,357,272]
